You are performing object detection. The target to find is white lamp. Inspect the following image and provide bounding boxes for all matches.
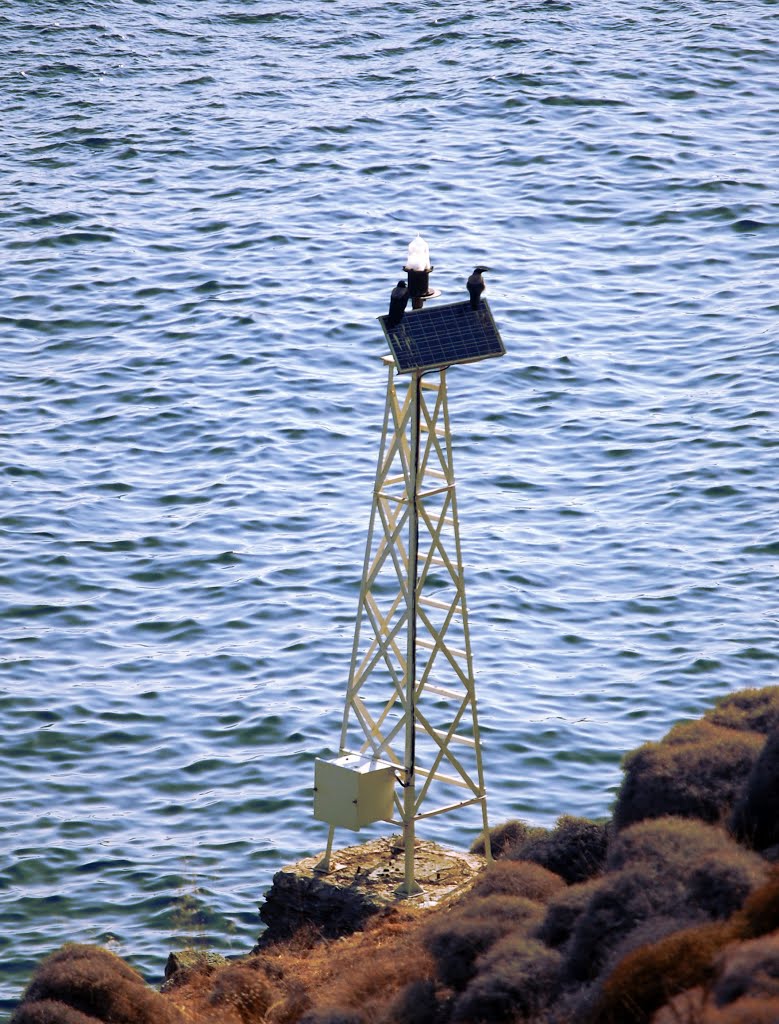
[404,234,434,308]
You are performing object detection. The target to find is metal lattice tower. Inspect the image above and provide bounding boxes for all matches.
[315,355,492,894]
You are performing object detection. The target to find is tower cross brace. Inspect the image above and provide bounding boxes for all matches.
[315,355,492,894]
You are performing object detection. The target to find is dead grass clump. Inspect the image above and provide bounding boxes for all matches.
[14,943,182,1024]
[10,1001,100,1024]
[712,934,779,1007]
[452,935,562,1023]
[732,867,779,940]
[613,721,763,830]
[589,921,732,1024]
[467,861,565,904]
[208,964,275,1021]
[507,815,610,884]
[470,820,546,859]
[730,729,779,852]
[704,686,779,736]
[535,877,603,949]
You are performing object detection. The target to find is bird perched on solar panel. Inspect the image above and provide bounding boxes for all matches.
[467,266,490,310]
[387,279,409,327]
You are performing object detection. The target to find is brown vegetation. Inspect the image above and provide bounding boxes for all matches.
[11,944,183,1024]
[451,935,562,1023]
[590,921,734,1024]
[711,933,779,1006]
[474,814,609,884]
[425,900,534,990]
[730,729,779,853]
[506,815,610,884]
[11,1001,103,1024]
[703,686,779,735]
[11,687,779,1024]
[466,859,565,903]
[732,867,779,940]
[535,876,603,949]
[613,720,764,830]
[469,819,545,859]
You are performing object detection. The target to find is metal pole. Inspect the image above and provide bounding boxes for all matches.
[399,371,422,897]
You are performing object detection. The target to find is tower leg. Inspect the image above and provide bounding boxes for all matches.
[395,777,422,897]
[314,825,336,874]
[480,800,493,863]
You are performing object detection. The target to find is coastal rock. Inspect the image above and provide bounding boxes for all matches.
[255,836,484,949]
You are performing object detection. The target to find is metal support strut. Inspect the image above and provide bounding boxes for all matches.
[317,356,492,890]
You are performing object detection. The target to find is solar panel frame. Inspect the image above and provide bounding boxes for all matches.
[378,299,506,374]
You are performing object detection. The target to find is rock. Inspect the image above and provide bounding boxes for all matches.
[255,835,484,949]
[162,948,229,990]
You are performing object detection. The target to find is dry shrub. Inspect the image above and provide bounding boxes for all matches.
[704,996,779,1022]
[686,852,769,921]
[208,964,275,1021]
[384,979,443,1024]
[732,867,779,940]
[613,720,763,830]
[425,908,517,990]
[606,817,767,920]
[455,894,546,929]
[299,1011,366,1024]
[242,907,433,1024]
[598,914,708,987]
[562,865,696,984]
[651,986,707,1024]
[507,815,609,884]
[317,933,432,1021]
[589,920,732,1024]
[467,861,564,904]
[452,935,562,1023]
[535,877,603,949]
[696,999,777,1024]
[712,934,779,1007]
[14,943,181,1024]
[704,686,779,736]
[730,729,779,852]
[607,816,738,873]
[470,820,546,859]
[265,980,312,1024]
[30,944,143,985]
[10,1000,101,1024]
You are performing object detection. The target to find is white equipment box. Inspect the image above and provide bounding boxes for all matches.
[314,754,396,831]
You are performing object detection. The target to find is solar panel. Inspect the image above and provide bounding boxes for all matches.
[378,299,506,374]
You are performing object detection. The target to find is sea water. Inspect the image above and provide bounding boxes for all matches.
[1,0,777,1010]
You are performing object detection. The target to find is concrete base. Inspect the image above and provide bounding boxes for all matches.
[255,836,485,948]
[309,835,484,908]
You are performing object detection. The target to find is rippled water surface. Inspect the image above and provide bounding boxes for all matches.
[1,0,778,1010]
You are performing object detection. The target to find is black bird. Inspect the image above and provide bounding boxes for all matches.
[467,266,490,310]
[387,279,409,327]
